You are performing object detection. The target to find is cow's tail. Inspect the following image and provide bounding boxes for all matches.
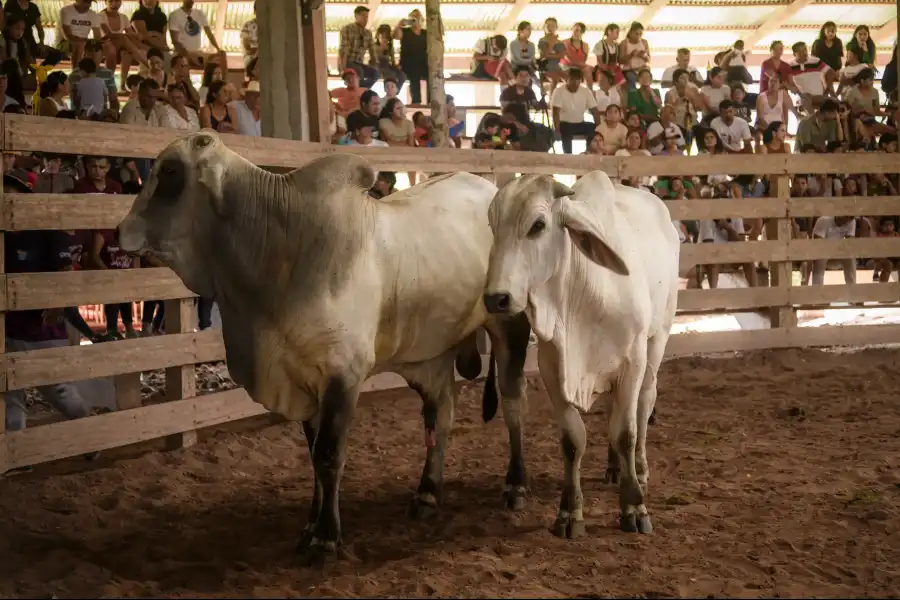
[482,350,499,423]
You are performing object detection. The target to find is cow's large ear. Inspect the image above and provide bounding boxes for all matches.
[559,199,629,276]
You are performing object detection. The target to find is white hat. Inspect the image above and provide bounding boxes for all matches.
[246,80,260,93]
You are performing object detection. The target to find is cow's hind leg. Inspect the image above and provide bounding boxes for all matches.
[486,312,531,511]
[301,375,360,566]
[636,333,668,490]
[401,357,457,519]
[610,340,652,535]
[539,343,587,539]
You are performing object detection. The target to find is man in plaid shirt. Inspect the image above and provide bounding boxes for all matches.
[339,6,379,89]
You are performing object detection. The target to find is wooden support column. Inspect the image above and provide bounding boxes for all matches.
[301,1,330,143]
[425,0,447,148]
[258,0,308,140]
[0,160,7,475]
[163,299,198,450]
[767,175,797,329]
[214,0,229,44]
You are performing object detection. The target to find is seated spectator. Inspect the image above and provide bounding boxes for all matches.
[346,109,388,147]
[618,21,650,90]
[661,47,704,89]
[790,41,832,113]
[71,58,108,117]
[760,40,795,95]
[875,217,900,283]
[56,0,101,73]
[168,54,200,109]
[328,93,346,143]
[760,120,791,154]
[69,39,119,113]
[131,0,171,75]
[100,0,148,92]
[168,0,225,70]
[36,70,68,117]
[665,68,701,146]
[374,23,404,94]
[358,89,381,122]
[595,103,627,154]
[699,66,730,126]
[811,215,857,285]
[625,68,661,124]
[730,84,752,124]
[795,98,841,152]
[755,73,792,133]
[551,67,600,154]
[0,13,32,77]
[710,100,752,153]
[646,105,685,154]
[0,62,21,109]
[837,46,868,98]
[537,17,566,87]
[500,66,538,109]
[369,171,396,199]
[229,80,260,136]
[615,128,652,187]
[592,24,624,88]
[471,33,512,86]
[447,94,464,147]
[161,84,199,130]
[720,39,753,86]
[501,102,553,153]
[142,47,166,88]
[199,80,237,133]
[560,22,591,88]
[594,68,622,115]
[239,0,257,67]
[332,68,366,117]
[509,21,536,77]
[382,77,399,101]
[846,25,876,69]
[339,6,379,89]
[3,0,47,65]
[845,68,885,122]
[198,59,223,106]
[379,97,416,183]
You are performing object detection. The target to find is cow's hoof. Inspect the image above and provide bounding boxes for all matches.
[550,515,586,539]
[503,486,527,511]
[300,539,340,568]
[295,526,315,553]
[407,494,439,520]
[620,514,637,533]
[637,514,653,534]
[603,468,620,485]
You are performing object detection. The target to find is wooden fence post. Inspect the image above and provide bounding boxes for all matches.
[767,175,796,329]
[164,298,198,449]
[0,162,7,475]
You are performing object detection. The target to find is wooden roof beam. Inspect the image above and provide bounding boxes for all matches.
[494,0,531,34]
[743,0,815,48]
[870,16,897,45]
[214,0,228,42]
[634,0,669,27]
[368,0,382,23]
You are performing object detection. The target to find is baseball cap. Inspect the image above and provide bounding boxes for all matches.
[341,68,358,79]
[245,80,260,93]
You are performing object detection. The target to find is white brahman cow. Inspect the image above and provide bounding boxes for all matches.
[117,132,532,564]
[483,171,680,537]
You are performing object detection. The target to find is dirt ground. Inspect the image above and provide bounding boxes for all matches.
[1,347,899,599]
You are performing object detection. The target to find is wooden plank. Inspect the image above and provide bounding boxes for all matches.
[4,388,267,470]
[7,269,194,310]
[666,323,900,357]
[681,240,787,267]
[164,298,199,450]
[769,176,797,328]
[677,283,900,312]
[682,237,900,266]
[5,330,225,391]
[618,152,899,177]
[666,197,787,220]
[789,195,900,218]
[5,193,134,231]
[788,237,900,261]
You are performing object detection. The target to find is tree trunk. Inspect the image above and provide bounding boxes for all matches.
[425,0,447,148]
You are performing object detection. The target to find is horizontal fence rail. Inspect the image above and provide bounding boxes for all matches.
[1,114,900,473]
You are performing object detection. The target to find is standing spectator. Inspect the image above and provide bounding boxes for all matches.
[160,85,199,131]
[3,0,45,61]
[551,68,601,154]
[339,6,378,89]
[332,68,366,117]
[394,9,427,105]
[0,13,32,76]
[500,66,538,109]
[760,40,794,94]
[229,79,260,136]
[795,98,841,152]
[537,17,566,87]
[811,215,857,285]
[168,53,200,109]
[56,0,102,71]
[239,0,257,67]
[69,40,119,113]
[99,0,147,93]
[710,99,752,153]
[720,40,753,86]
[168,0,225,70]
[199,79,237,133]
[71,58,108,117]
[560,22,591,88]
[618,21,650,90]
[811,21,843,72]
[661,48,704,89]
[790,41,832,113]
[131,0,170,75]
[509,21,536,77]
[471,33,512,86]
[36,70,67,116]
[374,24,404,94]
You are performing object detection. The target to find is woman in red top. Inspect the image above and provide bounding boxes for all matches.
[79,155,141,339]
[560,22,592,88]
[759,40,795,94]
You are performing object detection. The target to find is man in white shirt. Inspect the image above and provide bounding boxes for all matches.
[789,41,833,113]
[550,68,602,154]
[230,81,261,136]
[709,100,752,153]
[661,48,704,89]
[169,0,225,69]
[56,0,102,71]
[119,79,164,183]
[645,105,686,153]
[811,215,857,285]
[700,66,731,123]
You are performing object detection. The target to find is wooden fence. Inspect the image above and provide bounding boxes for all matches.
[1,114,899,474]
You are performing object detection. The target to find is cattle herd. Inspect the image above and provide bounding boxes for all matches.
[117,131,681,565]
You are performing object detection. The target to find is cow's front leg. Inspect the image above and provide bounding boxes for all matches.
[301,375,358,566]
[296,418,322,552]
[408,383,455,519]
[539,344,587,539]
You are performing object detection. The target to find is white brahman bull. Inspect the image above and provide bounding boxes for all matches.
[117,132,532,564]
[482,171,680,537]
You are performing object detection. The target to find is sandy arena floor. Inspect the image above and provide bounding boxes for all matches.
[1,347,899,598]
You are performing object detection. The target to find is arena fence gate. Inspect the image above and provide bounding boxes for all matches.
[1,114,899,473]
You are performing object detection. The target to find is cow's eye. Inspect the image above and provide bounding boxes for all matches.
[154,158,186,199]
[528,218,546,237]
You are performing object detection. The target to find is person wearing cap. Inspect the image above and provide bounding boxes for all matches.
[229,79,260,136]
[338,6,379,89]
[331,68,366,118]
[3,168,93,436]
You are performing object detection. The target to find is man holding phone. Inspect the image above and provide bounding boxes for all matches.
[392,10,428,105]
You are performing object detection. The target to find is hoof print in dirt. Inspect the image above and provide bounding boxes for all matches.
[550,516,586,539]
[407,495,440,520]
[619,513,653,534]
[785,406,807,420]
[503,487,527,511]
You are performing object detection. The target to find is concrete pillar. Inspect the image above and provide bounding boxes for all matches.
[258,0,308,140]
